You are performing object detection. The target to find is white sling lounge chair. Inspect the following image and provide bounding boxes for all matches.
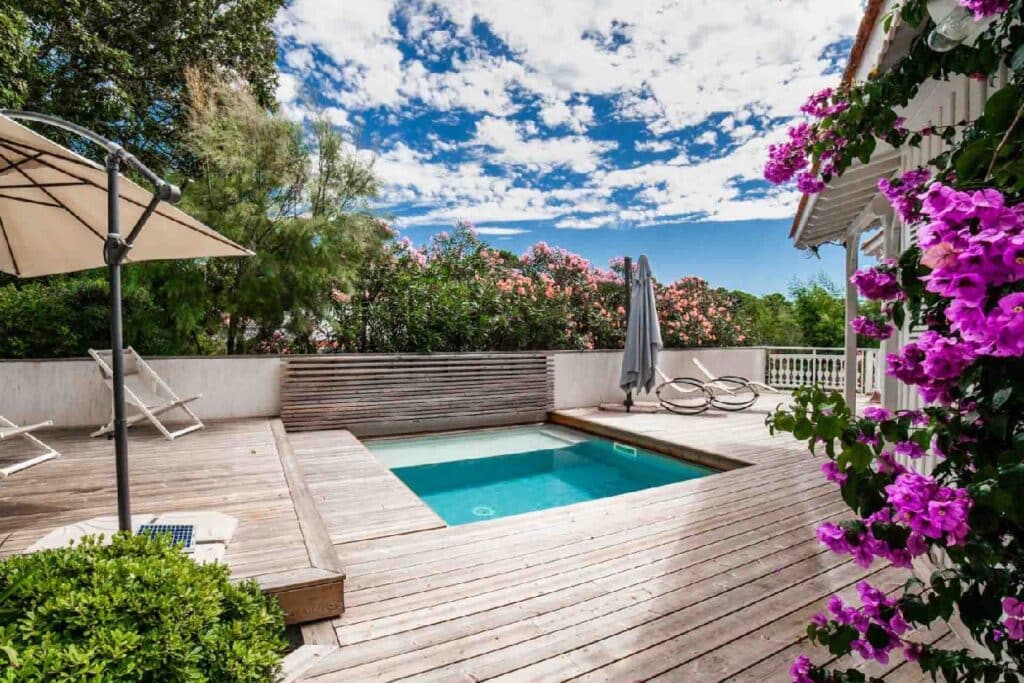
[89,348,204,440]
[692,358,779,394]
[0,416,59,477]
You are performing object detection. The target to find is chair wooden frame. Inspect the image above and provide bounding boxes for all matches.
[0,416,59,477]
[88,347,204,440]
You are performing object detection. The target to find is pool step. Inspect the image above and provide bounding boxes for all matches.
[264,419,346,625]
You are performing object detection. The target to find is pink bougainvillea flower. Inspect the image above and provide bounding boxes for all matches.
[863,406,892,421]
[879,169,931,223]
[989,292,1024,357]
[1002,597,1024,640]
[821,460,848,485]
[959,0,1010,19]
[894,440,925,459]
[790,655,814,683]
[796,172,826,194]
[851,315,894,340]
[800,87,850,118]
[920,241,957,270]
[945,298,988,344]
[1002,235,1024,278]
[851,267,903,301]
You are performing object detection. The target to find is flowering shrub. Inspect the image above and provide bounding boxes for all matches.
[765,1,1024,680]
[327,222,746,352]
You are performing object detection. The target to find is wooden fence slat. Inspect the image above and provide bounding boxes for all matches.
[281,353,555,435]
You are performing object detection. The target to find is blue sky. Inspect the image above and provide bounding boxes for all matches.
[273,1,863,295]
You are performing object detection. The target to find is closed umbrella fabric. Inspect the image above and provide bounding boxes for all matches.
[619,254,662,395]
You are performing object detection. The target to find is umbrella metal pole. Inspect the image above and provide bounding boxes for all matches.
[623,256,633,412]
[105,152,132,532]
[0,111,195,534]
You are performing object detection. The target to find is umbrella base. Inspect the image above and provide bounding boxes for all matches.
[599,402,661,413]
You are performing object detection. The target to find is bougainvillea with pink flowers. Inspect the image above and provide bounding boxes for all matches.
[766,0,1024,680]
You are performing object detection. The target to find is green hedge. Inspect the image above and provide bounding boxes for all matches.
[0,533,286,681]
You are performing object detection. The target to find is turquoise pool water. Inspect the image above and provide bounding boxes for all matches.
[371,426,714,526]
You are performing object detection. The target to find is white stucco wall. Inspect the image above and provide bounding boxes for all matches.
[2,348,767,427]
[553,347,767,409]
[0,356,281,427]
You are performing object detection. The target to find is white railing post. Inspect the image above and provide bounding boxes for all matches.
[764,346,882,394]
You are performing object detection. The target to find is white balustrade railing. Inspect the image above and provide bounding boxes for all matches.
[765,346,881,395]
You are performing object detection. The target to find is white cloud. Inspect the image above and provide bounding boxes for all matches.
[539,100,595,132]
[472,116,615,173]
[399,57,523,116]
[635,139,675,153]
[320,106,351,128]
[275,0,862,228]
[555,214,616,230]
[278,1,859,129]
[431,0,860,132]
[474,226,531,235]
[694,130,717,145]
[276,2,405,108]
[276,72,300,105]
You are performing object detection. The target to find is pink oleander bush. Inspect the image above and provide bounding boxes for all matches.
[765,1,1024,680]
[325,221,745,352]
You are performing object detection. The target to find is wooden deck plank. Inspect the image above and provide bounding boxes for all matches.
[0,418,346,624]
[0,394,940,680]
[332,491,845,643]
[286,429,445,546]
[0,419,310,578]
[289,395,940,682]
[309,508,849,680]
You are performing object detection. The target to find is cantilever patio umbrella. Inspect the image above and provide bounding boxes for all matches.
[620,254,663,411]
[0,110,252,531]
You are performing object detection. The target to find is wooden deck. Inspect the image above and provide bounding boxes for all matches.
[0,418,344,624]
[295,396,945,682]
[287,429,445,545]
[0,400,947,679]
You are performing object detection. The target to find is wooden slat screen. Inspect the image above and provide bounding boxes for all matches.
[280,353,554,435]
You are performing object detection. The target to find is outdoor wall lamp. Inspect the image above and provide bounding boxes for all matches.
[925,0,996,52]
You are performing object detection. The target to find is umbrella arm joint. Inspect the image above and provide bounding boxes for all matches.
[103,235,131,266]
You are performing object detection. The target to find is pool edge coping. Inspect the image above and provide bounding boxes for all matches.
[548,411,751,473]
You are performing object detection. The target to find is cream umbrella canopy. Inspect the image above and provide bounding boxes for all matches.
[0,110,252,531]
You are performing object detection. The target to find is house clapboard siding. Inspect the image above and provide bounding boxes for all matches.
[893,65,1011,418]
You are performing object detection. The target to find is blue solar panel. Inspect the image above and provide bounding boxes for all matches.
[137,524,195,551]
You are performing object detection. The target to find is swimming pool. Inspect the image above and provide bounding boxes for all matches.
[366,425,715,526]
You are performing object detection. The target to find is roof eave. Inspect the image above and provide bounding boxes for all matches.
[788,0,892,240]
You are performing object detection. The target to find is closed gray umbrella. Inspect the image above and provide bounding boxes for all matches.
[620,254,662,399]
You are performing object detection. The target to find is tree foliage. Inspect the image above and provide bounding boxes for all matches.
[0,273,174,358]
[788,274,882,349]
[147,74,387,354]
[327,223,770,353]
[729,291,804,347]
[790,274,847,348]
[4,0,284,174]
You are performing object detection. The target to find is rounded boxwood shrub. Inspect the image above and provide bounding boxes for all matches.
[0,533,286,681]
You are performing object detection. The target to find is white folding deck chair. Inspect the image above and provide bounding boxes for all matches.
[691,357,779,394]
[88,348,204,440]
[0,416,59,477]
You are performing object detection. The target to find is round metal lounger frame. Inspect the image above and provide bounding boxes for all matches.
[707,376,759,411]
[656,377,713,415]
